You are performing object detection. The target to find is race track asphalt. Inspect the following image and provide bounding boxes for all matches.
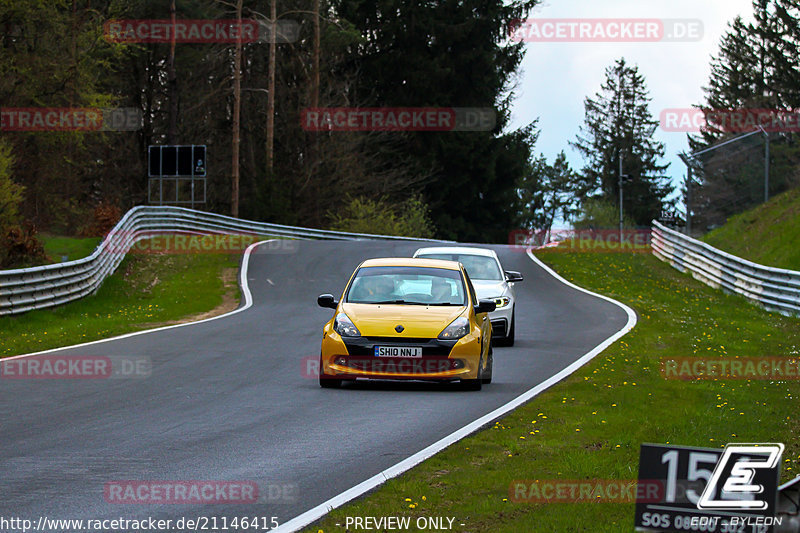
[0,240,629,530]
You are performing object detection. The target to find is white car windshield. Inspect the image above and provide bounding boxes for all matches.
[416,254,503,281]
[346,266,467,305]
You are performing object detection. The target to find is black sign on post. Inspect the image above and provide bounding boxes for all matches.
[148,145,206,177]
[148,145,207,208]
[635,443,784,533]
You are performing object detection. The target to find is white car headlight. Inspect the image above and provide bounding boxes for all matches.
[491,296,510,309]
[438,317,470,340]
[334,313,361,337]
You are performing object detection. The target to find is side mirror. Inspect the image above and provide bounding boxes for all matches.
[505,270,524,282]
[474,299,497,314]
[317,294,338,309]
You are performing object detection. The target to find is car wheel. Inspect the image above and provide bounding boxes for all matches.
[481,347,493,384]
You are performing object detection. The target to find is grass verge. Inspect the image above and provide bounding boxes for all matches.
[305,251,800,533]
[702,187,800,270]
[40,234,102,264]
[0,250,241,358]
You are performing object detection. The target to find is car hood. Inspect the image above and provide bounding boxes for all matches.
[341,303,466,338]
[470,279,508,299]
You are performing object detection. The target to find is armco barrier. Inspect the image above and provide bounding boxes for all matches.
[0,205,451,316]
[651,220,800,316]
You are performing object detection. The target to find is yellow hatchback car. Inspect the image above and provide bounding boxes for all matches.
[316,258,496,390]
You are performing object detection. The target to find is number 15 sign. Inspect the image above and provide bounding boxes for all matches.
[635,443,784,532]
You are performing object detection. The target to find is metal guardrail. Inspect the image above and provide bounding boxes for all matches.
[651,220,800,316]
[0,205,451,316]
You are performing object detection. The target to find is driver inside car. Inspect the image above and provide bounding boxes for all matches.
[430,277,452,303]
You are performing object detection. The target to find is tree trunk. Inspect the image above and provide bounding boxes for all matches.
[266,0,276,172]
[231,0,243,217]
[167,0,178,144]
[312,0,320,109]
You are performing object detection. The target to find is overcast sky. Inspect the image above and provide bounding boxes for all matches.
[507,0,755,210]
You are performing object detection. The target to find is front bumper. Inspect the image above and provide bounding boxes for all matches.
[490,318,508,338]
[327,355,472,380]
[320,331,483,381]
[488,304,513,337]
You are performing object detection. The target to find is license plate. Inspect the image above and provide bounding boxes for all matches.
[374,346,423,358]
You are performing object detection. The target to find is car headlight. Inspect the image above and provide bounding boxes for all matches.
[492,296,510,309]
[334,313,361,337]
[438,317,470,340]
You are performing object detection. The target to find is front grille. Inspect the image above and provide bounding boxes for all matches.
[366,337,431,344]
[342,336,457,357]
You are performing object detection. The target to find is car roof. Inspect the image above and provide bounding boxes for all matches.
[360,257,461,270]
[413,246,498,259]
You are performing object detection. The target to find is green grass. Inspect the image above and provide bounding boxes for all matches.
[703,187,800,270]
[0,250,241,357]
[40,234,102,263]
[305,251,800,533]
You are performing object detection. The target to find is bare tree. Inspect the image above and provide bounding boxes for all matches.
[231,0,243,217]
[167,0,178,144]
[312,0,319,109]
[266,0,276,172]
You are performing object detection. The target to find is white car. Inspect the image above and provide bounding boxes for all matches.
[412,246,522,346]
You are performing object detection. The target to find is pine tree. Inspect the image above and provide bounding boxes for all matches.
[571,58,671,226]
[767,0,800,109]
[703,18,761,114]
[692,0,800,228]
[517,149,578,234]
[332,0,541,242]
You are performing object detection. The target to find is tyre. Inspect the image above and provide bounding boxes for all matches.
[481,347,493,384]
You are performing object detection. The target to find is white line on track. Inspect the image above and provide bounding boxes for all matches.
[272,248,638,533]
[1,239,269,361]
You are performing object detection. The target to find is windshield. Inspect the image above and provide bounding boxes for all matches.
[346,266,466,305]
[416,254,503,281]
